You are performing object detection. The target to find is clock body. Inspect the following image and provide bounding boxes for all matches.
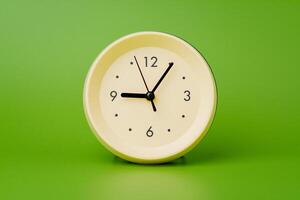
[84,32,217,164]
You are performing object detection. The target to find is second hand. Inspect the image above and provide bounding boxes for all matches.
[133,56,157,112]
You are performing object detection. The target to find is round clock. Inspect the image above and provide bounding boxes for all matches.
[84,32,217,164]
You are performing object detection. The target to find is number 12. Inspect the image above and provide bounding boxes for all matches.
[144,56,158,67]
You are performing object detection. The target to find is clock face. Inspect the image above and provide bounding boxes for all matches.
[84,32,217,163]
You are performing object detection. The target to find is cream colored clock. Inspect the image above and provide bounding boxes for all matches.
[84,32,217,164]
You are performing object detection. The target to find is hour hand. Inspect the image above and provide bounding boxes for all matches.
[121,92,147,98]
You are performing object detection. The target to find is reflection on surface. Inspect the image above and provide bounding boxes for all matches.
[83,132,248,200]
[87,157,212,200]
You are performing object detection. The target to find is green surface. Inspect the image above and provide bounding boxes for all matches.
[0,0,299,199]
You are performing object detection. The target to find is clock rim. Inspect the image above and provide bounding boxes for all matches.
[83,31,218,164]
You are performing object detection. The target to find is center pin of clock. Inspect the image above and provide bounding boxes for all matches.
[146,92,155,101]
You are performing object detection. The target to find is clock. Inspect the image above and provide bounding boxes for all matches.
[84,32,217,164]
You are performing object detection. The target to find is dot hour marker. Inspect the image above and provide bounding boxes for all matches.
[182,76,186,80]
[130,61,133,65]
[129,128,132,131]
[116,75,119,79]
[182,115,185,118]
[168,129,171,132]
[115,114,118,117]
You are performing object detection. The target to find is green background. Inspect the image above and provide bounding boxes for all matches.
[1,0,299,199]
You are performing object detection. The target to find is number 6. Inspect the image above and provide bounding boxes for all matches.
[146,126,154,137]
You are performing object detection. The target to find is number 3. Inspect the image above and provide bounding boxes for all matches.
[184,90,191,101]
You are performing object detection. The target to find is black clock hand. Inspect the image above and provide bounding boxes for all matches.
[121,92,156,112]
[150,100,157,112]
[121,93,147,98]
[134,56,157,112]
[134,56,150,91]
[151,62,174,93]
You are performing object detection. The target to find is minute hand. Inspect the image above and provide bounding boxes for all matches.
[151,62,174,93]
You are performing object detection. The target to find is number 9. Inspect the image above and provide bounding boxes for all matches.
[110,91,117,101]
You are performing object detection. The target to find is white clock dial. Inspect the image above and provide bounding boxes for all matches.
[84,32,217,163]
